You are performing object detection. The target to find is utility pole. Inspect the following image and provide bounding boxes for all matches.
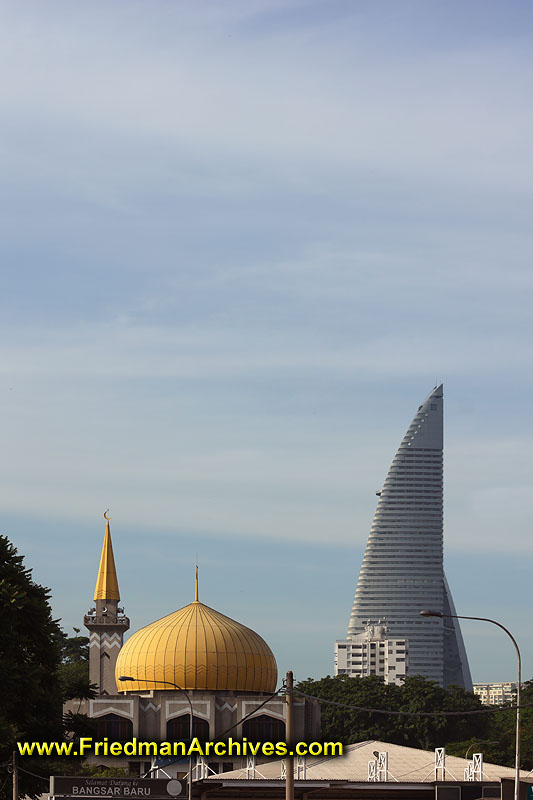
[12,751,18,800]
[285,671,294,800]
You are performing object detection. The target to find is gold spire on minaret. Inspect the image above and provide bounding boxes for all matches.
[94,510,120,601]
[194,563,199,602]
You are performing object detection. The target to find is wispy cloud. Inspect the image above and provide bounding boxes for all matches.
[1,321,532,379]
[1,0,533,680]
[1,2,532,191]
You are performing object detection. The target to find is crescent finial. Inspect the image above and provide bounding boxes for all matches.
[104,509,110,520]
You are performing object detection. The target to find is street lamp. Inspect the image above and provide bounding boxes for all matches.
[465,741,500,760]
[420,610,521,800]
[118,676,194,800]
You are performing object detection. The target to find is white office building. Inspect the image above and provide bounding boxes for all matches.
[342,385,472,689]
[473,682,517,705]
[334,621,408,685]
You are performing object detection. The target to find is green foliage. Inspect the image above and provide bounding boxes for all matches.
[59,629,95,701]
[80,765,130,778]
[296,674,398,744]
[0,539,101,800]
[61,629,89,664]
[472,679,533,769]
[297,674,533,770]
[296,674,485,750]
[438,683,489,749]
[63,711,97,742]
[515,679,533,769]
[446,737,506,765]
[0,535,64,800]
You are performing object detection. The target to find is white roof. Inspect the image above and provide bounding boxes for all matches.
[207,740,531,783]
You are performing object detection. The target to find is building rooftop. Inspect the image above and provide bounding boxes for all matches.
[207,740,530,783]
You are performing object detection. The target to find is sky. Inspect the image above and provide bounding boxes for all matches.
[1,0,533,686]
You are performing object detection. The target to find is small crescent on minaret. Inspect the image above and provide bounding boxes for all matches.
[104,509,110,520]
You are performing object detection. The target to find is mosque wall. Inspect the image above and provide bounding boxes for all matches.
[76,690,319,776]
[81,690,318,742]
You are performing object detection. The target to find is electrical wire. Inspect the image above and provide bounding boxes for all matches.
[144,686,286,773]
[214,686,285,741]
[15,765,50,782]
[292,688,533,717]
[5,685,524,787]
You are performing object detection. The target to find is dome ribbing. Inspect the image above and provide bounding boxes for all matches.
[115,600,277,693]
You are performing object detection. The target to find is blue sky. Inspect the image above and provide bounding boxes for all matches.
[1,0,532,686]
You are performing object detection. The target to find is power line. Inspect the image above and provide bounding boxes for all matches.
[146,686,286,773]
[15,765,49,782]
[292,688,532,717]
[215,686,284,741]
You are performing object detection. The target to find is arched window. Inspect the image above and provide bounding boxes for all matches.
[167,715,210,741]
[97,713,133,741]
[242,714,285,742]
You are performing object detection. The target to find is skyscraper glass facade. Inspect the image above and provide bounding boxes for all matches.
[346,385,472,689]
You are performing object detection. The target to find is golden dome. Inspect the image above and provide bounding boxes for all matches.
[115,589,277,694]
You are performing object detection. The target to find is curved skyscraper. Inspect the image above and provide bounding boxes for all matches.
[346,384,472,689]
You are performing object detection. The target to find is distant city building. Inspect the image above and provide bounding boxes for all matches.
[334,621,408,685]
[473,682,517,705]
[340,385,472,689]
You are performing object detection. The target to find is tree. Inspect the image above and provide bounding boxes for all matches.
[438,682,487,748]
[297,674,401,745]
[59,628,95,703]
[0,535,64,799]
[395,675,484,750]
[295,674,486,751]
[445,680,533,771]
[60,629,97,748]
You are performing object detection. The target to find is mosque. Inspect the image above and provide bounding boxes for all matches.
[74,516,320,775]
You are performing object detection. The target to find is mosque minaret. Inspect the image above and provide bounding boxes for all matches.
[84,512,130,695]
[76,515,319,775]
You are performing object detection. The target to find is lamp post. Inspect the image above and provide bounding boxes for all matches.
[285,671,294,800]
[118,676,194,800]
[465,741,499,761]
[419,610,521,800]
